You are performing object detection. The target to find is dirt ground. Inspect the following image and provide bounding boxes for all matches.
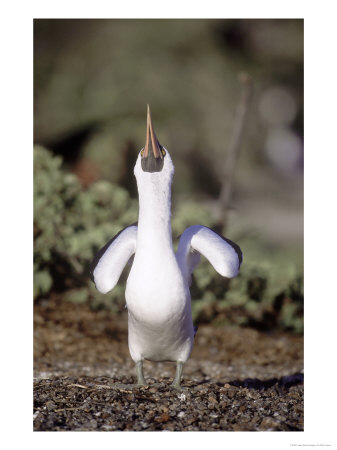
[33,297,304,431]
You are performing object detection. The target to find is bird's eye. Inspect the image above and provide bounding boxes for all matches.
[140,149,144,157]
[160,148,166,157]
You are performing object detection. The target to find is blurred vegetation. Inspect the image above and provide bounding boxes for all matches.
[34,19,303,333]
[34,19,303,196]
[34,146,303,333]
[34,145,138,310]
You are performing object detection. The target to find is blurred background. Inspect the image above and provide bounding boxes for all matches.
[33,19,303,333]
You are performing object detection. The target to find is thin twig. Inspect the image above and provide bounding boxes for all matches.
[67,383,87,389]
[55,406,83,412]
[217,72,253,232]
[93,384,116,389]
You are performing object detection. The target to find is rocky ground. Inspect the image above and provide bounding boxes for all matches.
[34,298,304,431]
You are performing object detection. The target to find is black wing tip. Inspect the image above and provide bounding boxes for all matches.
[206,226,243,266]
[223,236,243,266]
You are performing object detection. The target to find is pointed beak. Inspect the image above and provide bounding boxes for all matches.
[144,104,163,159]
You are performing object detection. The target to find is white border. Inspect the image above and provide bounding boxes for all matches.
[1,1,337,449]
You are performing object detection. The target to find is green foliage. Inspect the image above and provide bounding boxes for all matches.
[191,255,303,334]
[34,145,137,300]
[171,199,215,239]
[34,146,303,333]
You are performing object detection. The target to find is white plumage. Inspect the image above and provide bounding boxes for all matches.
[91,106,242,387]
[93,225,137,295]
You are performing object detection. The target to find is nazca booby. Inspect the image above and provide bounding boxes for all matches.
[91,105,242,387]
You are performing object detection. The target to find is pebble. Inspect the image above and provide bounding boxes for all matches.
[34,301,304,432]
[34,376,303,431]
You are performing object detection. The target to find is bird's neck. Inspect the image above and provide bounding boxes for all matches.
[137,177,173,252]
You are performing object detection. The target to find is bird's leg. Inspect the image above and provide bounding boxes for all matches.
[108,360,146,390]
[171,361,184,388]
[136,360,146,386]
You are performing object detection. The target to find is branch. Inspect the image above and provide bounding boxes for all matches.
[217,72,253,232]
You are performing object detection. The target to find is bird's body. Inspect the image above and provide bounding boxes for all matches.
[91,106,242,387]
[126,157,194,365]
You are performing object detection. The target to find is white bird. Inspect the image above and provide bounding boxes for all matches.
[91,105,242,387]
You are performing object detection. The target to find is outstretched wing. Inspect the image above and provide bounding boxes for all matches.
[90,224,137,294]
[176,225,242,285]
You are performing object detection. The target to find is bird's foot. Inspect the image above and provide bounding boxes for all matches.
[170,381,183,390]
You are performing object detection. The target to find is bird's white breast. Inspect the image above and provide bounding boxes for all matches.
[125,249,194,362]
[126,249,187,323]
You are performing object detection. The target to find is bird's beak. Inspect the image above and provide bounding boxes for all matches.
[144,104,163,160]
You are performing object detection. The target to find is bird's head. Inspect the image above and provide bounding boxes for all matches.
[134,105,174,183]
